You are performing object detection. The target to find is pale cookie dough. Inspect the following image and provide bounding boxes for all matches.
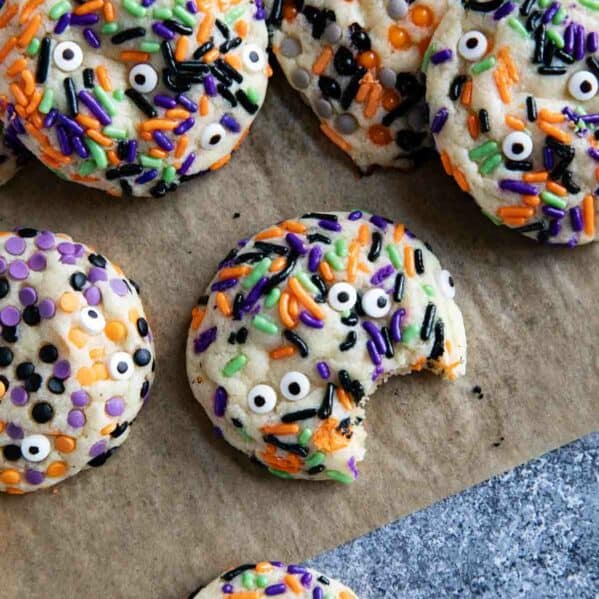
[186,211,466,483]
[190,561,358,598]
[0,228,155,494]
[426,0,598,245]
[268,0,449,171]
[0,0,269,197]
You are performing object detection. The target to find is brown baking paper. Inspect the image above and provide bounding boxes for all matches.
[0,75,598,599]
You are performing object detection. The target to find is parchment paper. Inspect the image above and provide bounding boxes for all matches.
[0,73,597,599]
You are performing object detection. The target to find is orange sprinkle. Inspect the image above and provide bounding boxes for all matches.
[191,306,206,330]
[86,129,112,147]
[224,53,242,71]
[0,4,19,28]
[284,574,302,594]
[467,112,479,140]
[546,181,567,196]
[103,1,115,22]
[46,461,67,478]
[538,121,570,144]
[0,37,17,63]
[497,47,520,83]
[19,0,44,24]
[388,25,411,49]
[210,153,231,170]
[319,260,334,282]
[215,291,232,316]
[411,4,434,26]
[357,49,379,69]
[175,36,189,62]
[382,88,400,112]
[368,124,392,145]
[313,418,350,453]
[282,2,298,21]
[148,147,168,159]
[460,80,472,106]
[21,68,36,95]
[105,320,127,342]
[202,48,219,63]
[340,592,356,599]
[347,242,359,283]
[523,171,548,183]
[197,12,215,44]
[5,487,24,495]
[141,119,178,132]
[538,108,565,123]
[497,206,534,219]
[55,436,76,454]
[106,149,118,166]
[76,114,101,129]
[101,423,117,436]
[288,296,299,319]
[312,45,333,75]
[120,51,150,63]
[279,291,296,328]
[364,83,382,119]
[493,68,511,104]
[97,65,112,92]
[320,122,352,153]
[357,223,370,245]
[404,246,415,277]
[255,226,284,240]
[453,168,470,192]
[583,195,595,236]
[218,265,251,280]
[59,292,79,313]
[0,469,20,485]
[289,277,325,320]
[199,95,209,116]
[17,12,41,48]
[74,0,104,14]
[505,115,526,131]
[440,150,453,175]
[269,345,296,360]
[394,223,405,242]
[7,57,27,77]
[336,387,353,411]
[261,423,299,435]
[522,195,540,207]
[281,220,306,233]
[174,134,189,159]
[270,256,287,273]
[235,19,248,38]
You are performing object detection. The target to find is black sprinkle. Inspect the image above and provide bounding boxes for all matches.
[281,408,318,423]
[339,331,357,351]
[420,303,436,341]
[368,231,382,262]
[317,382,335,419]
[283,329,308,357]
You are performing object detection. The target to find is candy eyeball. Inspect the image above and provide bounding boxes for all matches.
[328,282,357,312]
[567,70,598,101]
[457,31,488,61]
[79,306,106,335]
[242,44,267,72]
[438,269,456,299]
[280,372,311,401]
[362,288,391,318]
[502,131,533,161]
[21,435,51,463]
[247,384,277,414]
[129,64,159,94]
[108,352,134,381]
[53,41,83,72]
[200,123,226,150]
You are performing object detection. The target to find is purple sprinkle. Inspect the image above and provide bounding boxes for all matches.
[56,125,73,156]
[582,113,599,124]
[549,219,561,237]
[574,24,585,61]
[494,0,515,19]
[135,169,158,185]
[152,21,175,39]
[431,107,448,134]
[370,264,394,285]
[285,232,308,255]
[8,260,28,280]
[5,236,25,256]
[71,390,90,407]
[83,27,101,48]
[390,308,406,342]
[369,214,388,230]
[308,245,322,272]
[153,130,174,151]
[431,48,453,64]
[222,584,234,594]
[88,266,108,283]
[541,1,559,23]
[54,13,71,35]
[174,117,195,135]
[25,469,45,485]
[587,31,598,53]
[213,386,228,417]
[127,139,138,163]
[204,75,217,96]
[211,278,237,292]
[57,241,75,255]
[67,409,86,428]
[6,423,24,440]
[39,299,56,319]
[564,23,575,54]
[569,206,583,232]
[300,572,313,588]
[89,440,107,458]
[543,146,554,170]
[154,94,177,109]
[348,455,359,479]
[242,276,268,312]
[11,387,28,406]
[194,326,217,353]
[78,90,111,125]
[316,361,330,379]
[70,14,98,26]
[318,219,342,232]
[498,179,538,195]
[300,310,324,328]
[18,287,37,306]
[542,206,565,219]
[265,584,287,596]
[177,93,198,112]
[53,360,71,380]
[105,396,125,417]
[177,152,196,175]
[35,231,55,250]
[109,279,129,296]
[0,306,20,326]
[71,135,89,158]
[84,286,101,305]
[362,321,387,354]
[588,147,599,162]
[313,587,324,599]
[44,108,58,128]
[287,565,306,574]
[220,113,241,133]
[348,210,362,220]
[186,0,198,13]
[366,339,382,366]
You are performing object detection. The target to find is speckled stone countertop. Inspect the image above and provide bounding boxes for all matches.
[306,432,598,598]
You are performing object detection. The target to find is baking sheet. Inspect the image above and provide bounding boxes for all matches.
[0,74,598,599]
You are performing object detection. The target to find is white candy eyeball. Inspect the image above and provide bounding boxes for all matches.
[328,282,357,312]
[457,30,488,61]
[79,306,106,335]
[502,131,533,161]
[247,384,277,414]
[53,41,83,72]
[21,435,51,463]
[362,288,391,318]
[200,123,226,150]
[280,372,311,401]
[108,352,134,381]
[567,70,598,101]
[242,44,266,72]
[438,269,456,299]
[129,63,158,93]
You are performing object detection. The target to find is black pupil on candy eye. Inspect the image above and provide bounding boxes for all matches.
[337,291,349,303]
[30,446,39,455]
[466,37,478,49]
[63,49,74,60]
[288,382,301,396]
[249,51,259,63]
[580,80,592,93]
[135,74,146,86]
[512,142,524,155]
[449,276,455,287]
[377,296,387,308]
[210,135,221,145]
[88,310,98,319]
[117,361,128,373]
[254,395,265,407]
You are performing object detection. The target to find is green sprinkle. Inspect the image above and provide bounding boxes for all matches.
[101,23,119,35]
[163,166,177,184]
[241,572,256,590]
[49,1,71,19]
[26,38,40,56]
[93,85,117,116]
[246,87,260,104]
[547,29,565,48]
[113,89,125,101]
[386,244,402,269]
[538,0,551,6]
[123,0,147,17]
[305,452,325,468]
[298,429,312,446]
[224,5,246,24]
[507,17,530,38]
[540,190,567,209]
[39,89,54,114]
[479,152,503,175]
[256,575,268,588]
[422,284,435,297]
[552,7,567,23]
[238,429,253,442]
[103,126,127,139]
[326,470,354,484]
[324,250,344,271]
[83,138,107,169]
[471,56,496,74]
[264,288,281,309]
[268,467,294,479]
[296,271,319,294]
[252,314,278,335]
[468,140,499,161]
[242,257,271,289]
[335,237,348,257]
[78,160,97,176]
[153,7,173,19]
[173,5,197,26]
[222,354,247,377]
[402,324,418,345]
[482,210,503,226]
[140,155,163,169]
[421,43,436,73]
[139,41,161,53]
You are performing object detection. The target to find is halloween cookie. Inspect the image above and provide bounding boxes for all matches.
[426,0,598,245]
[0,0,269,197]
[0,227,155,494]
[190,561,357,598]
[268,0,449,171]
[186,211,466,483]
